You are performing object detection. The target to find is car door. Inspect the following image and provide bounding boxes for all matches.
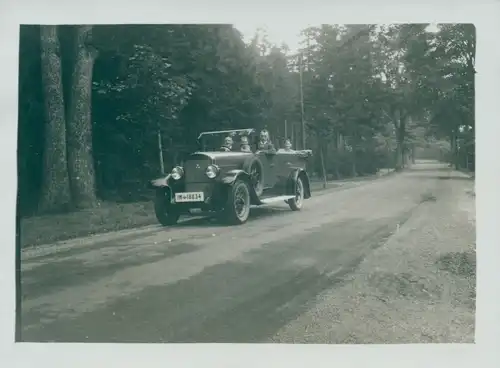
[273,150,293,187]
[258,151,278,189]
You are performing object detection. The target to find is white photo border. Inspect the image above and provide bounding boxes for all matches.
[1,0,499,367]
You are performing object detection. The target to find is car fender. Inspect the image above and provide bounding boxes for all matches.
[287,169,312,199]
[150,174,171,188]
[222,169,261,204]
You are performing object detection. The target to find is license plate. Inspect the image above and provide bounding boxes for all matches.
[175,192,204,203]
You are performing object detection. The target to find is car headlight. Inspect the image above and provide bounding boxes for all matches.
[171,166,184,180]
[205,165,219,179]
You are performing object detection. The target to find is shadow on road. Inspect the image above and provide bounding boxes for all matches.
[24,207,294,263]
[410,174,473,181]
[416,167,455,172]
[21,242,202,300]
[22,216,403,343]
[176,206,292,229]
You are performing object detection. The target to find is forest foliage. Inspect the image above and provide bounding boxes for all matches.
[18,23,475,216]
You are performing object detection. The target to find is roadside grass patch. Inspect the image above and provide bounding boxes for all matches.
[436,251,476,278]
[436,250,476,310]
[310,168,396,192]
[20,201,157,248]
[367,272,443,301]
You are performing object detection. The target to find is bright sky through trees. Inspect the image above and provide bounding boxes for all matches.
[234,23,440,54]
[234,22,312,54]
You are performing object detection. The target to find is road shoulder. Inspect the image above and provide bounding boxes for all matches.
[271,173,476,343]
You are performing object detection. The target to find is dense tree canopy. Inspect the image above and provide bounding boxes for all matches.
[17,23,475,216]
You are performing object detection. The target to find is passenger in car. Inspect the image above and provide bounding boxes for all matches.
[240,136,252,152]
[278,139,294,153]
[257,129,276,153]
[220,136,233,152]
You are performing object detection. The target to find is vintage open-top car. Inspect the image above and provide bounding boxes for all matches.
[150,128,313,225]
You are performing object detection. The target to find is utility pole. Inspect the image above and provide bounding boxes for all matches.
[284,119,288,139]
[299,53,306,150]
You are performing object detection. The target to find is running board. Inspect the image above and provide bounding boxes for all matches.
[259,195,295,205]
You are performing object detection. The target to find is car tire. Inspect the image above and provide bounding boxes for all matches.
[243,158,264,197]
[288,176,304,211]
[224,179,251,225]
[154,189,180,226]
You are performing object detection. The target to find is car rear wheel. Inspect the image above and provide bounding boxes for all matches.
[243,158,264,197]
[154,189,180,226]
[224,180,251,224]
[288,177,304,211]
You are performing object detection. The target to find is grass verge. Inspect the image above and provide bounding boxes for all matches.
[19,201,157,248]
[309,168,395,192]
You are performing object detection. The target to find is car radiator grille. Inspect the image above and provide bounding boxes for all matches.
[184,160,210,183]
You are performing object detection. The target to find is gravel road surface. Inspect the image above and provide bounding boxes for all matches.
[19,161,475,343]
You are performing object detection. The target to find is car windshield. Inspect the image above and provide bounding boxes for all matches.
[198,129,255,152]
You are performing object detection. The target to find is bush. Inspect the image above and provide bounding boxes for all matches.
[318,148,395,179]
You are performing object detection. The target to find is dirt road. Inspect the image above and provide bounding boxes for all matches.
[19,161,476,343]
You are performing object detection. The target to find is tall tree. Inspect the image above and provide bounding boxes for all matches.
[424,24,475,168]
[38,25,72,212]
[300,24,385,177]
[371,24,431,169]
[18,23,476,217]
[66,25,99,208]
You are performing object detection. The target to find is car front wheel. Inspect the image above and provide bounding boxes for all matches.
[287,176,304,211]
[154,189,181,226]
[224,179,251,224]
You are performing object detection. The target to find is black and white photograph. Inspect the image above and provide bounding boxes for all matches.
[3,0,500,366]
[15,20,478,344]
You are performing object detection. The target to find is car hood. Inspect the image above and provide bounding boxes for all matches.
[189,151,253,162]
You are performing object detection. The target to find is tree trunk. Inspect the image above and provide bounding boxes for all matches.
[465,146,469,170]
[38,25,72,213]
[450,130,459,170]
[66,25,98,208]
[319,141,327,189]
[351,152,357,177]
[171,150,179,167]
[332,131,340,179]
[394,110,405,171]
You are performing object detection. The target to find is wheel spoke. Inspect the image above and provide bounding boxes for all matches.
[234,186,248,218]
[295,181,303,203]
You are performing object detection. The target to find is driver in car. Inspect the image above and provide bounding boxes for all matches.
[257,129,276,154]
[220,136,233,152]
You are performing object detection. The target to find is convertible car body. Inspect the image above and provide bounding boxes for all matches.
[150,128,313,225]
